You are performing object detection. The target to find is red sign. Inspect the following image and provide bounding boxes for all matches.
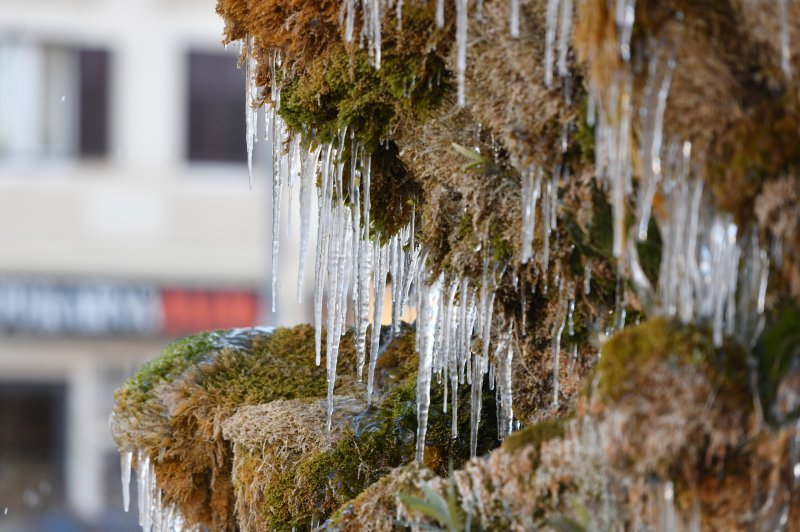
[160,289,259,334]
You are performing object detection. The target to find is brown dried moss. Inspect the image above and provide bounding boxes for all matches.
[457,0,582,167]
[756,175,800,298]
[111,326,366,530]
[222,398,364,531]
[326,462,435,532]
[217,0,341,90]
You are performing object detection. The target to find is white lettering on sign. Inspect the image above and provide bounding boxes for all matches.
[0,280,161,336]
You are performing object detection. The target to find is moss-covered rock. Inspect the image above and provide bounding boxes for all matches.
[108,0,800,528]
[234,368,500,529]
[113,324,502,530]
[111,325,365,530]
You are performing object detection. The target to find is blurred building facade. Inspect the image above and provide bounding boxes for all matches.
[0,0,310,528]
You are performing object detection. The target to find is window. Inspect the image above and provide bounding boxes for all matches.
[0,41,110,161]
[78,49,110,157]
[186,50,246,163]
[0,383,67,515]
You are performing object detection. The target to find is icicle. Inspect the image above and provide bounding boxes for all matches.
[567,295,575,336]
[297,145,320,303]
[324,209,341,428]
[609,73,634,259]
[390,235,402,335]
[615,0,636,62]
[557,0,573,78]
[270,112,283,313]
[287,136,302,234]
[325,198,353,429]
[372,0,382,68]
[396,0,404,30]
[368,242,389,403]
[568,343,578,376]
[657,481,677,532]
[496,320,514,439]
[544,0,560,87]
[542,166,559,271]
[469,352,484,457]
[584,260,592,295]
[344,0,356,42]
[521,165,543,264]
[479,256,497,363]
[552,285,567,408]
[456,0,469,107]
[436,0,445,28]
[244,36,259,191]
[355,155,374,378]
[355,237,373,380]
[636,43,677,241]
[136,450,150,530]
[121,450,132,513]
[314,144,334,366]
[587,91,597,127]
[613,266,627,332]
[415,272,443,462]
[737,229,770,346]
[444,278,460,438]
[779,0,793,79]
[510,0,520,38]
[457,278,470,381]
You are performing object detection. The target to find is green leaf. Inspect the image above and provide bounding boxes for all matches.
[446,476,463,531]
[399,492,449,529]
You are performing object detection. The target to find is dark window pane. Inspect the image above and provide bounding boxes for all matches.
[187,51,246,163]
[79,49,110,158]
[0,382,67,512]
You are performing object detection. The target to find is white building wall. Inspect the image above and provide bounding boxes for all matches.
[0,0,315,524]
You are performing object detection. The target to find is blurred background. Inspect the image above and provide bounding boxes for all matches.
[0,0,314,529]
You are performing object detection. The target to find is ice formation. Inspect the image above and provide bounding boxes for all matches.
[142,10,778,489]
[125,449,187,532]
[121,450,132,513]
[455,0,468,107]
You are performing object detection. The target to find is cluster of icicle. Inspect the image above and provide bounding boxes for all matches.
[247,0,780,473]
[277,117,511,460]
[414,253,516,461]
[578,9,771,350]
[239,23,517,462]
[119,450,188,532]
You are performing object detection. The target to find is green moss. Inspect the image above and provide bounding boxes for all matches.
[575,97,596,166]
[114,330,229,407]
[581,185,615,261]
[755,305,800,423]
[634,216,662,284]
[276,7,449,154]
[503,418,567,455]
[598,317,750,401]
[114,326,362,414]
[258,370,500,529]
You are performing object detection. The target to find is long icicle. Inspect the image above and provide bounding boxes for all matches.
[456,0,469,106]
[297,144,320,303]
[367,241,388,403]
[415,272,443,462]
[314,144,334,366]
[270,112,283,313]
